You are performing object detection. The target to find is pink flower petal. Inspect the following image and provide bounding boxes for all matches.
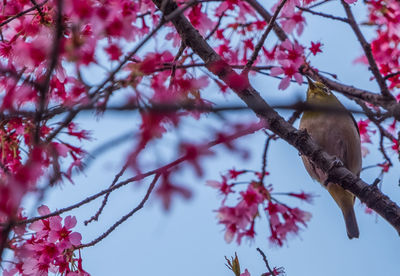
[48,230,59,243]
[278,77,291,90]
[64,216,77,229]
[270,67,284,76]
[29,220,44,232]
[37,205,50,216]
[69,232,82,246]
[294,73,303,84]
[49,216,63,230]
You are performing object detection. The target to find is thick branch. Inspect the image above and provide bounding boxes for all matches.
[152,0,400,235]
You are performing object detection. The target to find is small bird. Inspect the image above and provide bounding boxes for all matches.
[299,77,361,239]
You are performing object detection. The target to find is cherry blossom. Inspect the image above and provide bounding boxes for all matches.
[309,41,323,56]
[210,169,312,245]
[4,205,86,275]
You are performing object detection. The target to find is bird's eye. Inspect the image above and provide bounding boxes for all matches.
[322,87,331,95]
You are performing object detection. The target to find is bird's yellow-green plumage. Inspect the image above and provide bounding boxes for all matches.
[299,77,361,239]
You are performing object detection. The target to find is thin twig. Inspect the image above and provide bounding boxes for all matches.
[256,248,276,276]
[84,160,131,225]
[244,0,288,72]
[260,134,275,184]
[308,0,333,8]
[45,110,79,143]
[205,12,225,41]
[77,173,161,249]
[297,6,349,23]
[384,71,400,80]
[261,110,300,185]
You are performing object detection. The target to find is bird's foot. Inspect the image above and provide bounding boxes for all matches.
[323,157,344,186]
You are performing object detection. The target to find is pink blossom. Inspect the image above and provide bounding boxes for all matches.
[288,191,314,203]
[281,11,305,35]
[266,202,311,246]
[270,40,305,89]
[48,216,82,249]
[270,65,303,90]
[206,176,234,199]
[156,172,192,211]
[240,185,264,206]
[105,43,122,61]
[187,4,214,35]
[309,41,323,55]
[357,119,376,143]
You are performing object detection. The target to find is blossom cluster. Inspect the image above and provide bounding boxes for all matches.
[366,0,400,91]
[208,169,313,246]
[3,205,87,275]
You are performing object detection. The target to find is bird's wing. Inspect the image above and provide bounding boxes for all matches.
[349,112,360,137]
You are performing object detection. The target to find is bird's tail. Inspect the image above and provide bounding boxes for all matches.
[327,183,359,239]
[342,206,359,239]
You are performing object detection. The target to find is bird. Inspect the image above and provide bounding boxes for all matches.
[299,76,361,239]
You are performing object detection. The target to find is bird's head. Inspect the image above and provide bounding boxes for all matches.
[306,77,338,104]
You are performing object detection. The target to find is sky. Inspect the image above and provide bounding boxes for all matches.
[28,0,400,275]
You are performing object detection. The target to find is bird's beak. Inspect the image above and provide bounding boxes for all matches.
[306,76,316,89]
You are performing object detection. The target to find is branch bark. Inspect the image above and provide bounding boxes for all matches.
[151,0,400,235]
